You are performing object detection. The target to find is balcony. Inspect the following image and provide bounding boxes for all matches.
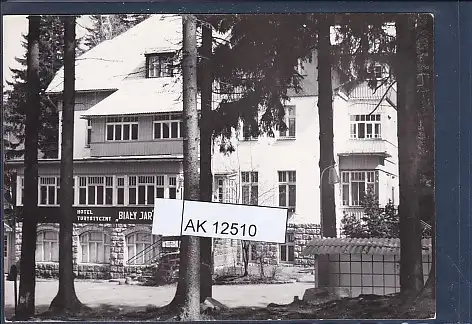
[341,207,365,220]
[337,139,396,158]
[90,139,183,157]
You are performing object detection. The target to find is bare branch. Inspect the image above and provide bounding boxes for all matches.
[368,80,397,116]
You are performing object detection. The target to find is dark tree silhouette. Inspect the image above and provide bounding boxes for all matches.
[16,15,41,320]
[49,16,85,313]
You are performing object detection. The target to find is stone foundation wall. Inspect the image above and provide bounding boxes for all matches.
[213,238,240,270]
[247,223,321,267]
[14,222,241,279]
[288,223,321,266]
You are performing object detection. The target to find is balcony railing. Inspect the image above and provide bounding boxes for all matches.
[91,139,183,157]
[341,207,365,220]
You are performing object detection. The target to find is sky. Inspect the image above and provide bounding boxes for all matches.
[2,15,91,89]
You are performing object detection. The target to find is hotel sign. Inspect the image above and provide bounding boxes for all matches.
[16,206,155,224]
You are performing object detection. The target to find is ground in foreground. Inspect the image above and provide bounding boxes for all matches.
[20,293,434,321]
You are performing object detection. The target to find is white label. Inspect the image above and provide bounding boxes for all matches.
[152,198,288,243]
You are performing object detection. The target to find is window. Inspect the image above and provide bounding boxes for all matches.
[79,232,110,264]
[217,178,224,203]
[78,176,113,205]
[106,116,138,141]
[242,117,258,140]
[369,65,383,79]
[39,177,60,206]
[350,114,381,139]
[86,119,92,147]
[278,171,296,213]
[241,171,258,205]
[36,231,59,262]
[19,177,24,206]
[243,242,258,262]
[117,177,125,205]
[341,170,379,206]
[156,175,165,199]
[279,106,296,138]
[4,234,8,258]
[225,178,237,203]
[296,58,305,75]
[280,233,295,262]
[146,53,174,78]
[126,232,159,265]
[214,177,237,203]
[129,176,156,205]
[168,176,177,199]
[153,114,182,139]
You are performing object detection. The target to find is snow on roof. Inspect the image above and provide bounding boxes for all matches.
[80,77,186,117]
[46,14,182,93]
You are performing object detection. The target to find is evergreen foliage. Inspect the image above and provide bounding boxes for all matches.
[83,14,150,49]
[341,188,400,238]
[3,16,64,159]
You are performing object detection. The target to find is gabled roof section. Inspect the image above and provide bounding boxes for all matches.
[46,14,182,94]
[343,81,397,108]
[80,77,186,117]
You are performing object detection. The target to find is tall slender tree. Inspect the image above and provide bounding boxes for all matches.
[49,16,84,312]
[396,14,424,295]
[169,14,201,320]
[416,14,435,297]
[198,21,214,303]
[16,15,41,320]
[317,14,337,238]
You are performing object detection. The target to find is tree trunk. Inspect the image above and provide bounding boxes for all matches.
[396,14,424,296]
[199,22,214,303]
[169,14,201,320]
[16,15,41,320]
[242,241,250,277]
[49,16,84,313]
[317,14,337,238]
[416,14,435,298]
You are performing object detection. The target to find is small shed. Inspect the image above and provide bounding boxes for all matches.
[302,237,432,297]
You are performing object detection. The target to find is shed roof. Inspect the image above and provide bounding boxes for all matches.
[80,77,190,117]
[302,237,432,256]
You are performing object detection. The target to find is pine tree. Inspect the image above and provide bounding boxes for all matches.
[177,14,201,319]
[83,14,150,49]
[198,21,214,303]
[3,16,64,159]
[396,14,424,295]
[49,16,84,313]
[16,15,41,320]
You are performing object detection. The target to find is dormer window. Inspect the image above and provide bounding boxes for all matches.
[146,53,174,78]
[368,65,383,80]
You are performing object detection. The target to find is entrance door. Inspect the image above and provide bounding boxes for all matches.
[4,233,10,273]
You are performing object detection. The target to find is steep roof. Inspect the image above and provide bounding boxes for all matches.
[342,80,397,107]
[46,14,182,93]
[302,237,432,256]
[80,77,183,117]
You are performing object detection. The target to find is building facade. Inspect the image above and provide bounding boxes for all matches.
[5,14,399,277]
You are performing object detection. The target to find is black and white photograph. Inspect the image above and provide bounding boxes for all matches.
[2,12,435,321]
